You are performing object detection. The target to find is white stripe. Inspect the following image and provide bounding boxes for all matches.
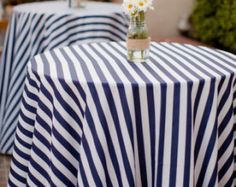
[181,44,231,76]
[156,43,207,81]
[80,142,97,187]
[154,83,161,187]
[172,43,222,78]
[83,44,135,178]
[27,151,50,186]
[83,120,110,187]
[74,45,130,186]
[8,172,25,187]
[195,80,218,184]
[162,83,174,187]
[201,47,236,68]
[175,82,188,187]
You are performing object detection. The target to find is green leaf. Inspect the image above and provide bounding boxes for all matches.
[191,0,236,53]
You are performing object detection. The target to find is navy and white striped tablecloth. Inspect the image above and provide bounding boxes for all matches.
[0,1,128,154]
[8,42,236,187]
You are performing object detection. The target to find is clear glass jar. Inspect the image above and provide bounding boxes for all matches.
[68,0,81,8]
[127,12,150,63]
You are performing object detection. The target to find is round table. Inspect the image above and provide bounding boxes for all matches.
[8,42,236,186]
[0,1,128,154]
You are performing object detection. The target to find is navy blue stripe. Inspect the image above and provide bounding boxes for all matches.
[196,116,217,187]
[21,94,37,115]
[44,14,70,31]
[193,80,204,125]
[40,83,53,107]
[5,140,15,153]
[41,46,83,127]
[15,13,30,38]
[1,96,34,138]
[195,78,216,163]
[0,13,17,119]
[50,51,85,115]
[224,175,233,187]
[49,36,118,53]
[4,74,26,120]
[14,130,32,150]
[10,16,32,73]
[37,99,53,130]
[59,48,86,101]
[98,43,137,83]
[9,165,26,184]
[16,116,33,138]
[169,83,180,187]
[83,105,119,186]
[156,83,167,187]
[171,44,217,78]
[52,109,81,159]
[51,131,78,176]
[31,15,47,47]
[0,16,14,103]
[158,44,209,80]
[49,156,75,186]
[52,28,123,47]
[218,128,233,161]
[218,75,226,94]
[184,45,234,75]
[146,84,156,186]
[218,107,233,137]
[183,82,193,187]
[1,112,19,147]
[233,91,236,101]
[119,43,180,83]
[153,44,195,81]
[27,173,44,186]
[208,162,217,187]
[28,159,47,186]
[81,44,135,185]
[34,15,71,52]
[78,157,90,187]
[12,146,29,171]
[48,15,127,35]
[8,177,18,187]
[89,44,134,145]
[70,46,124,186]
[219,153,234,181]
[80,134,105,187]
[181,82,193,187]
[218,50,236,61]
[197,47,236,70]
[132,85,147,187]
[2,100,21,131]
[34,126,51,150]
[45,76,83,137]
[217,75,233,117]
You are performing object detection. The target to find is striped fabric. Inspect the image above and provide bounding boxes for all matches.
[0,2,128,154]
[8,42,236,187]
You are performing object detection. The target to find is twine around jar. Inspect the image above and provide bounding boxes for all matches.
[126,37,151,50]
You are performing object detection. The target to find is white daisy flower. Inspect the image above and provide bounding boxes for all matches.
[122,0,153,16]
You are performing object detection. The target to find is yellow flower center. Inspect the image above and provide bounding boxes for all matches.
[128,4,133,9]
[139,2,144,6]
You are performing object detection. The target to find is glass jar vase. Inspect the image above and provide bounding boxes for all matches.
[126,12,150,63]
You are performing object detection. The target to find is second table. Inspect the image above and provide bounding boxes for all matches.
[0,1,128,153]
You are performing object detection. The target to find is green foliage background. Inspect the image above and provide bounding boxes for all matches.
[191,0,236,53]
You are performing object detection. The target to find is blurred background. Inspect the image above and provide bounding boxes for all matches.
[0,0,235,54]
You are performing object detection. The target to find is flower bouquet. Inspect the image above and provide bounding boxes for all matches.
[122,0,153,62]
